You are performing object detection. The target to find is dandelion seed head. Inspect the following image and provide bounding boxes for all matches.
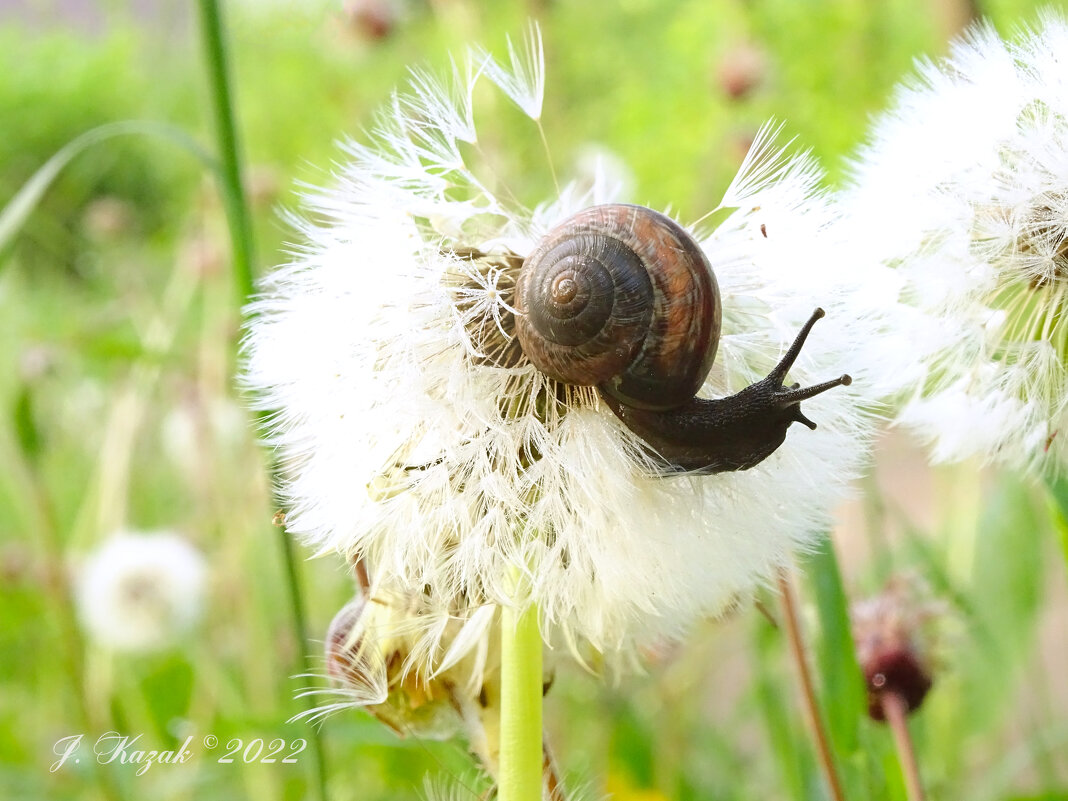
[315,589,501,738]
[74,531,207,653]
[243,34,876,669]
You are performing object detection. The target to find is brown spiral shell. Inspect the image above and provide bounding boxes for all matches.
[515,204,721,411]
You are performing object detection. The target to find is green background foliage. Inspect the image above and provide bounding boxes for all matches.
[1,1,1066,799]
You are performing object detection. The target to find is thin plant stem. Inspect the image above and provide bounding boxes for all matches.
[777,568,847,801]
[499,592,543,801]
[195,0,254,296]
[2,432,123,801]
[535,121,559,196]
[194,2,327,799]
[881,692,927,801]
[276,525,329,799]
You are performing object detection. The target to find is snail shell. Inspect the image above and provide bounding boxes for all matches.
[515,204,721,411]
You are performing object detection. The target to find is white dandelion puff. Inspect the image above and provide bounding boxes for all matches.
[844,14,1068,470]
[74,531,207,653]
[242,30,877,671]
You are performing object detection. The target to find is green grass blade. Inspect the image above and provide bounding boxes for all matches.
[196,0,255,300]
[1044,475,1068,579]
[0,120,219,258]
[801,538,866,761]
[194,2,326,799]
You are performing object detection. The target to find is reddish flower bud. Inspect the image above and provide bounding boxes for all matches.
[851,575,942,721]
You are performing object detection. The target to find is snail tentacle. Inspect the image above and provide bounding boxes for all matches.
[766,306,826,383]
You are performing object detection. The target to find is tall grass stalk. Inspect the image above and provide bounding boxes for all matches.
[194,2,327,799]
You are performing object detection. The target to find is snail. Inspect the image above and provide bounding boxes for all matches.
[513,203,852,474]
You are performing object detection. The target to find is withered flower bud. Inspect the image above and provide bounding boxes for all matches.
[851,575,943,721]
[325,594,464,740]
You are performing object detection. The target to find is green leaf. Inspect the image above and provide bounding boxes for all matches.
[752,619,813,801]
[0,120,219,262]
[801,537,866,758]
[12,385,41,463]
[1043,475,1068,579]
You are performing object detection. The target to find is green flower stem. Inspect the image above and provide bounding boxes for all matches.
[194,2,326,799]
[499,594,543,801]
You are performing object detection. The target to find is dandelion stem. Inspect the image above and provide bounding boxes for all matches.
[881,691,927,801]
[777,568,847,801]
[499,591,543,801]
[195,2,327,799]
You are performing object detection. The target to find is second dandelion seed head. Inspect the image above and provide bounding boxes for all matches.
[846,14,1068,471]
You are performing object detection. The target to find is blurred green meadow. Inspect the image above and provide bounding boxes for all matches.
[1,1,1067,799]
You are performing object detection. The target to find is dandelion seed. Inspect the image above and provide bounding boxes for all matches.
[474,23,546,121]
[74,531,206,653]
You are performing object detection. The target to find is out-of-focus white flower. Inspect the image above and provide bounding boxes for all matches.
[242,27,876,666]
[161,392,247,474]
[844,14,1068,470]
[75,531,207,652]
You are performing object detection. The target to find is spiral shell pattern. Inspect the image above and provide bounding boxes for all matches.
[515,204,721,410]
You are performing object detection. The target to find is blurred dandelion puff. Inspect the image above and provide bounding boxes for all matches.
[74,531,207,653]
[845,13,1068,471]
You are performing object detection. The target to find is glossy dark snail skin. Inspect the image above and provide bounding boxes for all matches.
[514,204,851,474]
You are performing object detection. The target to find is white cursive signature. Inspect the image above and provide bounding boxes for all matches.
[51,732,195,776]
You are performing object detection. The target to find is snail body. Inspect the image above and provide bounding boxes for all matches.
[514,204,851,474]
